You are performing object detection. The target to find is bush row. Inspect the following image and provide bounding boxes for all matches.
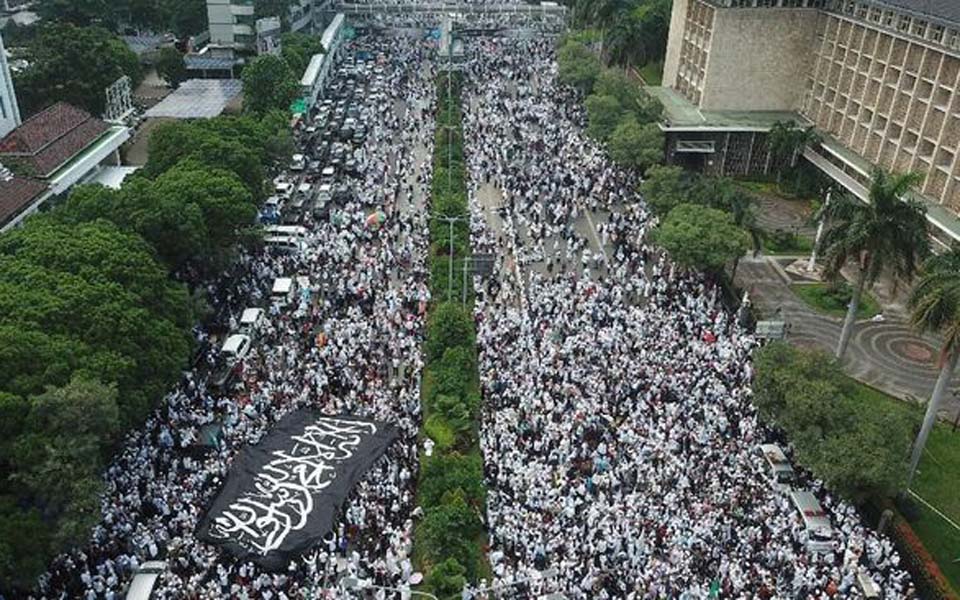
[414,71,488,599]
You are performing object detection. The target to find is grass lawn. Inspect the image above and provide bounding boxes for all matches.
[849,381,960,591]
[638,61,663,86]
[792,282,881,320]
[762,232,813,255]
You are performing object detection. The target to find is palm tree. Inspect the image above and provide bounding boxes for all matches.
[906,247,960,485]
[817,169,929,359]
[767,120,821,183]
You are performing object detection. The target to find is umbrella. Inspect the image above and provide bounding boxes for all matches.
[366,210,387,229]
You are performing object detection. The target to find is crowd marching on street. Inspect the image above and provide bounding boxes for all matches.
[33,36,440,599]
[21,21,922,600]
[462,38,916,599]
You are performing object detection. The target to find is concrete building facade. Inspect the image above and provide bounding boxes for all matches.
[0,30,21,138]
[207,0,316,50]
[658,0,960,247]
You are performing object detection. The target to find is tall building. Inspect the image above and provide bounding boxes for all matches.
[0,29,21,138]
[655,0,960,249]
[207,0,315,50]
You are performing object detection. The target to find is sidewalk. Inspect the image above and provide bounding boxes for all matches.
[735,255,960,420]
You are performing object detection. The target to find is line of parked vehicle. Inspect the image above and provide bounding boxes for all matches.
[206,52,388,394]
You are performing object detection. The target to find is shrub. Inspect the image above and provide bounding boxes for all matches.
[426,558,467,598]
[425,303,475,361]
[418,453,485,509]
[423,415,456,452]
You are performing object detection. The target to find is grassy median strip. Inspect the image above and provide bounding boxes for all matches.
[413,70,490,598]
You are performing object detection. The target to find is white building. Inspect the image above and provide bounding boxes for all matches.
[207,0,315,50]
[207,0,256,49]
[0,29,21,139]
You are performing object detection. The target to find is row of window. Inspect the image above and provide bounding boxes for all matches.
[829,0,960,51]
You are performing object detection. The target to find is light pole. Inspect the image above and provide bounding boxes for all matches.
[470,568,560,598]
[431,215,470,301]
[340,576,439,600]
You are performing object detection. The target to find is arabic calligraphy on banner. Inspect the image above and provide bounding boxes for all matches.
[197,411,398,569]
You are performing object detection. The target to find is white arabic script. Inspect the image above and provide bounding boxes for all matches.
[208,417,377,555]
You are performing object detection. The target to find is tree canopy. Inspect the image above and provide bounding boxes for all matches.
[155,47,188,89]
[242,54,300,116]
[557,40,602,94]
[13,23,142,117]
[36,0,208,37]
[281,32,326,77]
[753,342,918,501]
[652,203,750,274]
[607,117,664,171]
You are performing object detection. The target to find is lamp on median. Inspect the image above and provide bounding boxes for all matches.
[340,576,439,600]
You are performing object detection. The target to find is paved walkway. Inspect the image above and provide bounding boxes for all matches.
[736,256,960,419]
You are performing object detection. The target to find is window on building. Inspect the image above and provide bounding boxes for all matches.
[883,11,895,27]
[930,24,945,43]
[856,3,867,19]
[912,20,927,37]
[868,7,881,22]
[898,14,911,33]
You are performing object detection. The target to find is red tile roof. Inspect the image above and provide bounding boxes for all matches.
[0,103,111,178]
[0,175,48,227]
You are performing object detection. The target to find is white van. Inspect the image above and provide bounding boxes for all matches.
[265,225,308,239]
[221,334,252,365]
[239,308,265,337]
[264,236,305,254]
[271,277,297,306]
[275,181,295,199]
[757,444,795,490]
[789,490,835,553]
[125,561,166,600]
[290,153,306,171]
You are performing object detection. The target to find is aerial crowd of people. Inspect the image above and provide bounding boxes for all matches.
[462,37,916,599]
[23,22,919,600]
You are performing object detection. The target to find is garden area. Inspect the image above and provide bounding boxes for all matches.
[412,70,489,598]
[791,282,882,320]
[754,343,960,597]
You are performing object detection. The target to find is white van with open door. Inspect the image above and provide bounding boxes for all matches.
[789,490,835,553]
[757,444,796,491]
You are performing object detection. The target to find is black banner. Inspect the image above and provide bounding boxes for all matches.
[197,411,398,570]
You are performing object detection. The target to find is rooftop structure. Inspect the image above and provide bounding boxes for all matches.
[207,0,315,51]
[144,79,243,119]
[0,102,130,232]
[0,165,46,227]
[660,0,960,249]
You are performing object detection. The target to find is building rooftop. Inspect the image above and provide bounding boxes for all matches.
[0,103,111,178]
[144,79,243,119]
[873,0,960,26]
[648,86,806,131]
[0,172,47,227]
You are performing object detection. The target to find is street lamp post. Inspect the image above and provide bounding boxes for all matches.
[340,576,439,600]
[431,215,470,301]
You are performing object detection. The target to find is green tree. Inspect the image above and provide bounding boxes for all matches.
[557,40,602,94]
[641,165,692,216]
[584,94,624,141]
[35,0,111,27]
[652,204,750,274]
[280,31,326,76]
[426,558,468,599]
[242,54,299,115]
[817,169,929,358]
[418,453,485,508]
[607,117,664,171]
[14,23,142,117]
[768,120,821,183]
[753,342,916,501]
[425,303,475,361]
[168,0,208,37]
[907,246,960,485]
[155,47,188,88]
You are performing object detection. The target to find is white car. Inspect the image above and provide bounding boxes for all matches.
[221,334,252,365]
[125,561,166,600]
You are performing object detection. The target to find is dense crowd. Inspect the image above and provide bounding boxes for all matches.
[32,35,437,600]
[20,24,921,600]
[462,38,917,598]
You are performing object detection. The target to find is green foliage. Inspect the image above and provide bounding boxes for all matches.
[281,32,326,76]
[418,491,483,578]
[155,47,188,88]
[641,165,694,216]
[424,415,456,452]
[910,246,960,357]
[13,23,141,118]
[426,558,468,599]
[584,94,624,141]
[35,0,208,36]
[557,40,602,94]
[425,303,475,362]
[652,204,750,274]
[607,117,664,171]
[792,282,881,320]
[753,343,918,501]
[418,453,485,509]
[242,54,299,116]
